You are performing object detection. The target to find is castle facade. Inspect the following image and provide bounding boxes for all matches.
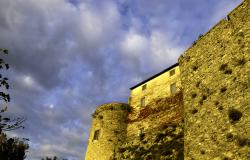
[85,0,249,159]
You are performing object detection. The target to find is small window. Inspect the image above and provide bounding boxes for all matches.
[142,84,147,91]
[140,97,145,107]
[170,69,175,76]
[138,128,145,140]
[170,83,177,94]
[139,128,144,135]
[93,130,100,141]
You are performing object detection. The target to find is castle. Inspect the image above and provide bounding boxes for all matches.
[85,0,249,159]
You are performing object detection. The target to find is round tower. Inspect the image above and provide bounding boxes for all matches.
[85,102,130,160]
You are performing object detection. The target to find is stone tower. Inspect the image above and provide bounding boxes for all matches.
[85,103,130,160]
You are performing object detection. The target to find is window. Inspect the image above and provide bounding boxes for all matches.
[170,69,175,76]
[139,128,145,140]
[93,130,100,141]
[139,128,144,135]
[140,97,145,107]
[142,84,147,91]
[170,83,177,94]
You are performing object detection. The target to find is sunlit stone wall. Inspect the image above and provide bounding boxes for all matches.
[85,103,129,160]
[129,65,181,120]
[179,0,250,159]
[85,1,249,159]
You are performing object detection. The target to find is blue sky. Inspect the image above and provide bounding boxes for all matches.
[0,0,242,159]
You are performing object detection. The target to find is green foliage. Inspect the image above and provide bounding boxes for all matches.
[0,48,26,133]
[0,132,29,159]
[0,48,29,159]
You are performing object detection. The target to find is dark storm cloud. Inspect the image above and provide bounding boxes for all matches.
[0,1,72,89]
[0,0,242,159]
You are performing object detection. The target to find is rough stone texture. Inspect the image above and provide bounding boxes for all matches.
[127,91,183,140]
[85,92,183,160]
[178,0,250,159]
[115,91,184,160]
[85,92,184,160]
[85,103,130,160]
[85,1,249,159]
[129,65,181,120]
[115,122,184,160]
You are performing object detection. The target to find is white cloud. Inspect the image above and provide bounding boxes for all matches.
[119,28,183,71]
[20,75,43,91]
[0,0,243,159]
[149,31,183,68]
[120,31,149,56]
[23,76,34,86]
[49,104,55,109]
[77,1,121,48]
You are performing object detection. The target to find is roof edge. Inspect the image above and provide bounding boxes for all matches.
[130,63,179,90]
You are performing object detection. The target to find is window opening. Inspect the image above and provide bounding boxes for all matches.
[170,69,175,76]
[170,83,177,94]
[141,97,145,107]
[139,128,144,135]
[139,128,145,140]
[93,129,100,141]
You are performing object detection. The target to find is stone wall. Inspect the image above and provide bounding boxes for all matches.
[127,91,183,139]
[85,1,249,159]
[115,91,184,160]
[115,122,184,160]
[85,92,184,160]
[129,65,181,120]
[85,103,130,160]
[179,0,250,159]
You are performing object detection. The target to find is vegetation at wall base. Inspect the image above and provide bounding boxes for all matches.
[114,122,184,160]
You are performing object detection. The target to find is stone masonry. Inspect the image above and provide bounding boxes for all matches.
[85,1,249,159]
[179,0,250,159]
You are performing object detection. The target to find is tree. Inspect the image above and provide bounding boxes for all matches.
[41,156,68,160]
[0,132,28,159]
[0,48,26,133]
[0,48,29,159]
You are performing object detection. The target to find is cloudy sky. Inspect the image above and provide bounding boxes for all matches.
[0,0,242,159]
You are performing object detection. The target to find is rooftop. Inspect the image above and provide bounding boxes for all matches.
[130,63,179,90]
